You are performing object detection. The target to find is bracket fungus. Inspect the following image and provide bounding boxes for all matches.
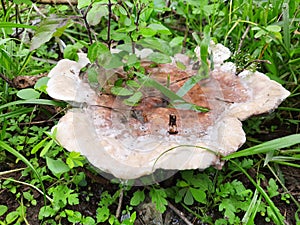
[47,43,290,182]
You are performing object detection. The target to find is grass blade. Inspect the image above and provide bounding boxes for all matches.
[222,134,300,160]
[0,141,48,204]
[0,99,65,110]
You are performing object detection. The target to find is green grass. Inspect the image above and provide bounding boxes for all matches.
[0,0,300,224]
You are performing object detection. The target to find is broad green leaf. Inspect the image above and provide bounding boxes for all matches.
[266,25,281,33]
[184,189,194,205]
[126,80,140,89]
[190,188,206,204]
[148,23,171,35]
[130,190,145,206]
[0,205,8,217]
[5,211,19,224]
[111,86,133,96]
[123,91,143,106]
[170,36,184,47]
[46,157,70,178]
[17,88,40,100]
[103,54,124,69]
[87,3,108,26]
[30,17,69,50]
[88,42,109,63]
[77,0,91,9]
[34,77,50,93]
[139,27,157,37]
[147,52,171,64]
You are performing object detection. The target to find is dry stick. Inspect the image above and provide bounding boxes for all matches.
[237,25,251,54]
[116,188,124,219]
[0,73,17,88]
[167,201,193,225]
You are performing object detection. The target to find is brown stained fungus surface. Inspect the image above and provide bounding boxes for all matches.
[47,44,290,180]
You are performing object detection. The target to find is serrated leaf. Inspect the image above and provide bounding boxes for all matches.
[149,188,168,213]
[17,88,40,100]
[130,190,145,206]
[111,86,133,96]
[30,17,69,50]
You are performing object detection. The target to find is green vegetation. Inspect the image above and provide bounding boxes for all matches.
[1,0,300,224]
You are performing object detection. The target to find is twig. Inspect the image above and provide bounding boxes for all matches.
[116,188,124,219]
[82,3,93,44]
[167,201,193,225]
[0,73,17,88]
[237,25,250,54]
[32,3,46,18]
[107,0,113,49]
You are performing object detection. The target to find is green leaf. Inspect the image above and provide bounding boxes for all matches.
[88,42,109,63]
[267,179,279,198]
[139,27,157,37]
[219,198,236,224]
[130,190,145,206]
[30,17,69,50]
[77,0,91,9]
[111,86,133,96]
[190,188,206,204]
[148,23,171,35]
[149,188,168,213]
[266,25,281,33]
[169,36,184,47]
[147,52,172,64]
[123,91,143,106]
[40,139,54,157]
[87,3,108,26]
[6,211,19,224]
[31,138,48,154]
[17,88,40,100]
[184,189,194,205]
[96,206,110,223]
[34,77,50,93]
[0,205,8,217]
[46,157,70,178]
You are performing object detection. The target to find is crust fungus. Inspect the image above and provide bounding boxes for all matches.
[47,43,290,182]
